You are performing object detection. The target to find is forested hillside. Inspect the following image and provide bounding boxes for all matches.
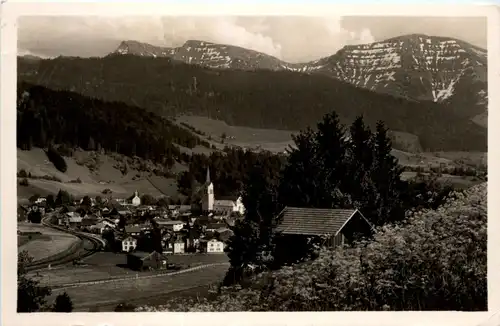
[18,55,487,152]
[17,82,210,166]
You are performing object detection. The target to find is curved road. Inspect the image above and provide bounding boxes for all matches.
[25,214,105,272]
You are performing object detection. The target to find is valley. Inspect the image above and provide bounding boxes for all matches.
[15,24,488,314]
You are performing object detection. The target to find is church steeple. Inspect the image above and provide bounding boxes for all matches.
[206,167,211,184]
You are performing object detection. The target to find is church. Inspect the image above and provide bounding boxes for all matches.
[200,168,245,216]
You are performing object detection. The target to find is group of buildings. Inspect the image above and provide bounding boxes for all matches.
[19,167,376,272]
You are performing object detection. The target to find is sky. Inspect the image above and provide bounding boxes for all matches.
[18,16,487,63]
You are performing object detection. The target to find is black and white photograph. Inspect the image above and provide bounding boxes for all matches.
[3,3,492,319]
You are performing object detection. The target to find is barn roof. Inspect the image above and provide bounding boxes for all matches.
[275,207,369,237]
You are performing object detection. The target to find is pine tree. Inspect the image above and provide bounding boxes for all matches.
[278,128,321,208]
[52,292,73,312]
[315,112,350,208]
[224,160,281,285]
[346,116,376,208]
[370,121,405,225]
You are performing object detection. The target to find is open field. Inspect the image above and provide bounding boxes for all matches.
[18,233,51,247]
[176,115,296,153]
[47,263,229,311]
[176,115,487,171]
[18,223,81,262]
[400,172,484,189]
[31,252,229,286]
[431,151,487,168]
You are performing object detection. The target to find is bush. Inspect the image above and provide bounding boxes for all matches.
[19,178,29,186]
[45,147,67,173]
[18,169,28,178]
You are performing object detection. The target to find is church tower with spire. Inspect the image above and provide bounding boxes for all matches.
[204,167,215,212]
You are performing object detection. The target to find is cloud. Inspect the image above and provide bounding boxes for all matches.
[17,16,375,62]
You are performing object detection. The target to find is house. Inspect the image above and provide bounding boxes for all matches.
[174,240,185,254]
[122,236,138,252]
[199,168,245,215]
[201,238,225,253]
[126,251,168,271]
[101,218,117,229]
[163,234,186,254]
[35,197,46,205]
[80,218,97,228]
[132,190,141,206]
[206,222,227,233]
[90,221,110,234]
[156,220,185,232]
[68,215,83,228]
[275,207,373,248]
[125,225,143,236]
[117,209,131,217]
[168,205,191,217]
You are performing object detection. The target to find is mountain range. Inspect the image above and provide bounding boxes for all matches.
[112,34,487,122]
[17,33,488,153]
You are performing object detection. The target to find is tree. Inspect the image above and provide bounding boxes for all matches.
[28,209,42,224]
[81,195,92,207]
[55,189,72,206]
[17,251,52,312]
[140,194,156,206]
[102,229,116,252]
[118,216,126,230]
[45,147,67,173]
[29,194,40,204]
[156,197,169,207]
[52,292,73,312]
[46,194,56,209]
[95,195,103,206]
[369,121,405,225]
[224,159,282,285]
[177,171,193,197]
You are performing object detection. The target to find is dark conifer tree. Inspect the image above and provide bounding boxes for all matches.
[52,292,73,312]
[370,121,405,225]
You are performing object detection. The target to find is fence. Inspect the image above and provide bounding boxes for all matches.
[52,262,230,290]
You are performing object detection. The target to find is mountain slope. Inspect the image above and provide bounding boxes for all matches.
[17,82,211,166]
[111,35,488,122]
[292,34,487,119]
[17,55,487,152]
[113,39,292,70]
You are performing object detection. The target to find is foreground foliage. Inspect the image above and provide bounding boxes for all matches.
[17,251,52,312]
[136,182,487,311]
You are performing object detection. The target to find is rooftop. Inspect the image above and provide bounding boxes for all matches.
[275,207,363,236]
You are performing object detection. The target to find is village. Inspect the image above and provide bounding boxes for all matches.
[19,168,246,272]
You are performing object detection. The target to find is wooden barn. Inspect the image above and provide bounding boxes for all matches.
[126,251,168,271]
[275,207,373,247]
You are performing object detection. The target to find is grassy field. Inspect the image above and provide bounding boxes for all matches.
[48,264,229,311]
[400,172,484,189]
[175,115,487,170]
[32,252,229,287]
[18,223,81,262]
[17,148,179,200]
[18,233,51,247]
